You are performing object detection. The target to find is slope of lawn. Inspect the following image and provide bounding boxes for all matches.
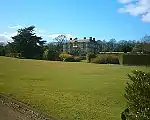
[0,56,149,120]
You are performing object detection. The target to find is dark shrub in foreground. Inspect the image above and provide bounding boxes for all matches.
[122,70,150,120]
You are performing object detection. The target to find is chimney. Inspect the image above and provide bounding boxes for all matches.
[84,37,86,39]
[89,37,92,40]
[70,38,72,40]
[93,38,95,41]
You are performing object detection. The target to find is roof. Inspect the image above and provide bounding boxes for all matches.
[68,39,93,43]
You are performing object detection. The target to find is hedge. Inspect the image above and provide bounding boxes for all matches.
[91,54,119,64]
[86,53,96,63]
[99,52,125,55]
[119,54,150,65]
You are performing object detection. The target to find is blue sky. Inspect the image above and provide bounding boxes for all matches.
[0,0,150,42]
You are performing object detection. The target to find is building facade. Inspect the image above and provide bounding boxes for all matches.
[63,37,100,56]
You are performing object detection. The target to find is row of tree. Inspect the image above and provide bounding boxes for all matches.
[0,26,150,60]
[97,39,136,53]
[97,35,150,53]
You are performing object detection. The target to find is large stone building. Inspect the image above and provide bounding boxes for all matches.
[63,37,100,56]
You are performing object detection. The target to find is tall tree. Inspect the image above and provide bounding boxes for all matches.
[0,42,5,56]
[54,34,67,53]
[43,43,60,60]
[133,35,150,54]
[101,40,107,52]
[107,39,117,52]
[116,40,135,53]
[141,35,150,43]
[11,26,46,59]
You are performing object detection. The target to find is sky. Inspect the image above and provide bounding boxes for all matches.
[0,0,150,43]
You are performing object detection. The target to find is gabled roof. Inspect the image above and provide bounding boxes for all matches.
[69,39,91,43]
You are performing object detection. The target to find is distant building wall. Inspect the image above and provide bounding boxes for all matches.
[63,37,100,55]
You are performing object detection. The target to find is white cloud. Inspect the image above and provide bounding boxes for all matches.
[8,25,22,29]
[49,34,73,39]
[142,12,150,22]
[8,25,47,35]
[0,32,17,43]
[0,25,48,43]
[118,0,150,22]
[118,0,136,4]
[35,29,46,34]
[0,36,10,43]
[34,28,47,37]
[0,25,72,43]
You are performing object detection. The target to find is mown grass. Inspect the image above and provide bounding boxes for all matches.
[0,56,149,120]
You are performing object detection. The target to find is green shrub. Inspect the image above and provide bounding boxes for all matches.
[77,56,86,60]
[5,53,22,58]
[91,54,119,64]
[33,54,43,60]
[0,48,5,56]
[64,56,82,62]
[43,49,59,61]
[107,55,119,64]
[59,52,72,61]
[59,53,81,62]
[74,56,82,62]
[43,49,49,60]
[86,53,96,63]
[64,56,75,62]
[120,54,150,65]
[91,55,107,64]
[122,70,150,120]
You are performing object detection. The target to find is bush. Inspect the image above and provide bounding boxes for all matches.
[0,48,5,56]
[122,70,150,120]
[119,54,150,65]
[86,53,96,63]
[33,54,43,60]
[91,55,107,64]
[64,56,75,62]
[74,56,82,62]
[59,52,72,61]
[77,56,86,60]
[107,55,119,64]
[91,54,119,64]
[59,53,81,62]
[5,53,22,58]
[43,49,59,61]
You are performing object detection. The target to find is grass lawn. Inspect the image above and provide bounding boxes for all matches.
[0,56,149,120]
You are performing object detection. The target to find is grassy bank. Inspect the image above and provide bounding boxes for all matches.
[0,56,149,120]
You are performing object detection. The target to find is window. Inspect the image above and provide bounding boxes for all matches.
[73,41,78,48]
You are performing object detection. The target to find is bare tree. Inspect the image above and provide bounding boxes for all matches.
[54,35,67,53]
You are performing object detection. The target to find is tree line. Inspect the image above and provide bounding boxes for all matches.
[0,25,150,60]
